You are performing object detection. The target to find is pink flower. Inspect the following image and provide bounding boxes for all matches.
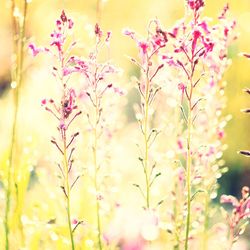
[203,40,214,54]
[63,88,77,118]
[220,195,239,207]
[59,120,66,130]
[152,27,168,48]
[217,130,224,140]
[138,41,148,55]
[123,28,136,40]
[168,27,179,38]
[192,30,201,54]
[41,99,47,106]
[187,0,205,11]
[28,43,43,57]
[68,19,74,29]
[72,219,78,225]
[95,23,103,38]
[50,31,64,51]
[224,27,229,37]
[106,31,112,43]
[199,21,210,34]
[60,10,67,23]
[178,83,186,93]
[177,167,185,184]
[113,87,125,96]
[177,138,183,150]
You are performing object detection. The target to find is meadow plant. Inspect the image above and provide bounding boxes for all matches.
[124,1,236,249]
[159,2,236,249]
[4,0,30,249]
[29,11,123,249]
[78,23,123,249]
[29,10,81,249]
[124,19,167,210]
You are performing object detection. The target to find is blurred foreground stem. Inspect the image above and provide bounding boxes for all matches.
[5,1,28,249]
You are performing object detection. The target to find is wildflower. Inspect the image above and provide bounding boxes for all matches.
[125,20,167,211]
[220,186,250,245]
[138,41,148,55]
[30,10,82,249]
[60,10,68,23]
[95,23,103,39]
[28,43,46,57]
[187,0,205,12]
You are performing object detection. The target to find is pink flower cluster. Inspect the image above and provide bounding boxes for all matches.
[187,0,205,12]
[221,186,250,239]
[124,19,168,66]
[29,11,83,198]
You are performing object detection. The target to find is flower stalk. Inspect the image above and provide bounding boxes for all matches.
[93,89,103,250]
[185,94,193,250]
[77,24,121,249]
[124,20,167,210]
[144,64,151,209]
[5,1,28,249]
[63,128,75,250]
[29,10,81,249]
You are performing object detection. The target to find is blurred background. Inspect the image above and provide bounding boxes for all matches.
[0,0,249,200]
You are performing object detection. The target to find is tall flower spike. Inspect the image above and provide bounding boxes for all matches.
[30,10,82,250]
[161,3,235,249]
[125,19,167,212]
[77,23,123,250]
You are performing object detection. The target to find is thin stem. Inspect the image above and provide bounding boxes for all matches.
[144,66,150,209]
[61,44,75,249]
[184,83,193,250]
[63,135,75,250]
[93,90,103,250]
[5,1,28,249]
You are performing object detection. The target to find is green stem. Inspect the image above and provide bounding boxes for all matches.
[94,93,102,250]
[184,99,192,250]
[144,73,150,209]
[61,46,74,250]
[63,137,75,250]
[5,1,28,249]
